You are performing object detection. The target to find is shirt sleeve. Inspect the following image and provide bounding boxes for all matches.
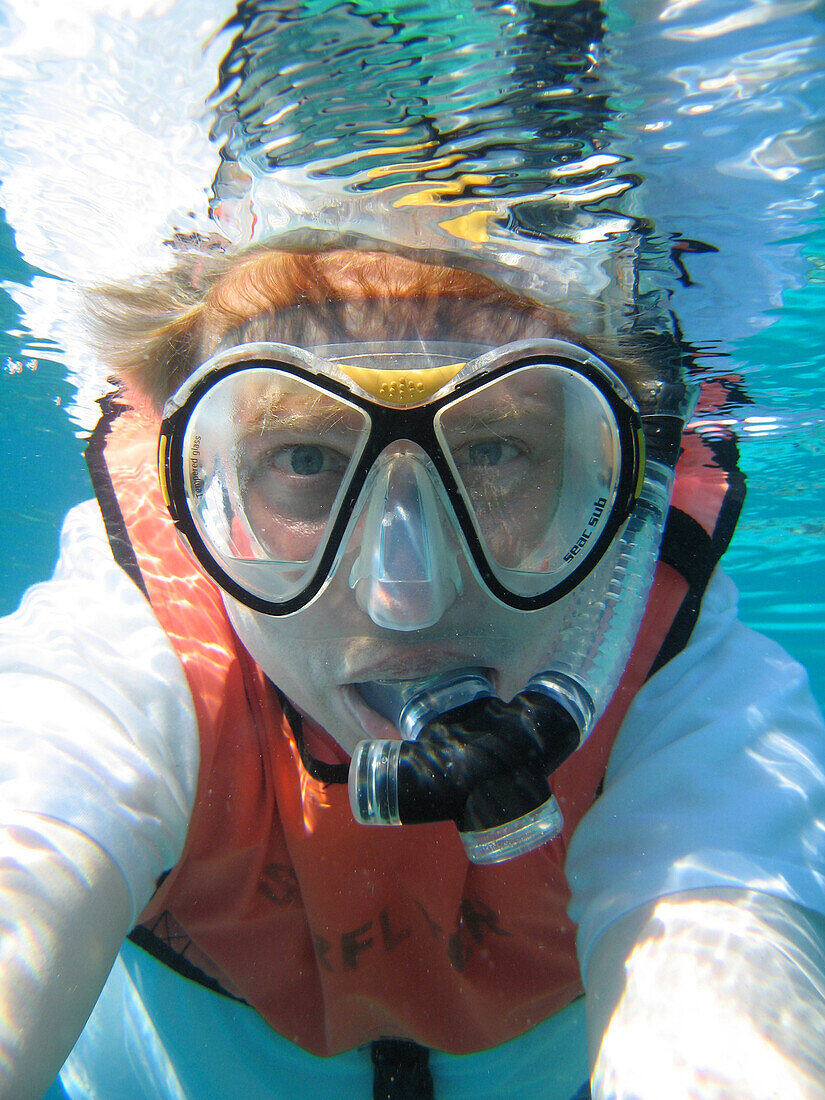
[0,499,199,923]
[567,569,825,979]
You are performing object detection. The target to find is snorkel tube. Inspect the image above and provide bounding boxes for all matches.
[349,427,681,864]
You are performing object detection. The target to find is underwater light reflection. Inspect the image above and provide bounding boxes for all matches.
[59,964,190,1100]
[746,726,825,805]
[591,891,825,1099]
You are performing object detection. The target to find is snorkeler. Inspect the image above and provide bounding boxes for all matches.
[0,242,824,1099]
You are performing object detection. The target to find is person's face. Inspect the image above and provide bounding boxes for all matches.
[202,250,591,754]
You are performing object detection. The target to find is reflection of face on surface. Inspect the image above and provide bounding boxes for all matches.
[197,250,608,752]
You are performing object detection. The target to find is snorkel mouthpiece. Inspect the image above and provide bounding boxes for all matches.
[355,668,496,741]
[349,670,585,863]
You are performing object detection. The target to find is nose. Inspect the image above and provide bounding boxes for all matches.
[348,447,463,632]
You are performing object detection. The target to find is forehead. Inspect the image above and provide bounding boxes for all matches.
[202,248,570,357]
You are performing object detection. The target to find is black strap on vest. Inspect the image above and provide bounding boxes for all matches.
[277,688,350,785]
[85,391,150,600]
[128,918,247,1004]
[371,1039,435,1100]
[651,433,745,677]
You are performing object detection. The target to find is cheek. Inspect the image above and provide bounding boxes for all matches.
[245,491,329,562]
[223,597,315,692]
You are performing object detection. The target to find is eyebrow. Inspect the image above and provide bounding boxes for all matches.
[241,393,365,437]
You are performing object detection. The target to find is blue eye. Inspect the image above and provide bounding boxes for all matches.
[288,444,326,476]
[467,441,502,467]
[464,440,520,468]
[260,443,346,478]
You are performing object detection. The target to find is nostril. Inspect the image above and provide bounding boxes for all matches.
[350,569,462,632]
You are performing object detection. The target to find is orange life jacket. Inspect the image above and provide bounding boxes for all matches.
[86,390,743,1057]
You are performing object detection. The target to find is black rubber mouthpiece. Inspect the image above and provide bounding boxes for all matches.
[393,690,580,832]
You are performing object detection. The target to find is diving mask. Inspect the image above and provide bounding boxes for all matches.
[159,337,645,630]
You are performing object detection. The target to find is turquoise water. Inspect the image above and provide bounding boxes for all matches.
[0,212,90,608]
[722,234,825,707]
[721,281,825,704]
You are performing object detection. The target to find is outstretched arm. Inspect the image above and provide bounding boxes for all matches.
[585,887,825,1099]
[0,818,133,1100]
[566,572,825,1098]
[0,501,198,1098]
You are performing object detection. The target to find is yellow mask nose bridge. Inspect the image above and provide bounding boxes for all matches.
[336,361,466,407]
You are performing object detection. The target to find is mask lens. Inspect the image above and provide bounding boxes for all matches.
[181,367,370,603]
[435,364,626,596]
